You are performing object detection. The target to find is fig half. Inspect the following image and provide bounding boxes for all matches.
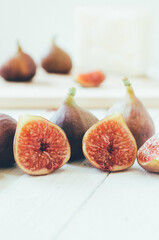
[0,42,36,82]
[14,115,71,175]
[77,70,105,87]
[50,87,98,161]
[137,135,159,173]
[83,113,137,171]
[107,78,155,149]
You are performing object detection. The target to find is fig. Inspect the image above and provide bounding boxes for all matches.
[41,39,72,74]
[14,115,71,175]
[76,70,105,87]
[107,78,155,149]
[0,42,36,82]
[0,114,17,168]
[50,87,98,161]
[137,135,159,173]
[83,113,137,172]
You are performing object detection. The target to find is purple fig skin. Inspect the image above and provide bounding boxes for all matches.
[107,78,155,149]
[0,44,36,82]
[0,114,17,168]
[41,40,72,74]
[50,88,98,161]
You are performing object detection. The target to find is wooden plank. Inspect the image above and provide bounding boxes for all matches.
[0,161,109,240]
[55,109,159,240]
[0,167,23,192]
[0,68,158,109]
[56,162,159,240]
[0,109,157,240]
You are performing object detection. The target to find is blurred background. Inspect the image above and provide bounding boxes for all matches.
[0,0,159,109]
[0,0,159,66]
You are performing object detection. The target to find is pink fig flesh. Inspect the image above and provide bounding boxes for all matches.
[137,135,159,173]
[83,113,137,172]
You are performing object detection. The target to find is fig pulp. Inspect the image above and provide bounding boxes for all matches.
[83,113,137,171]
[77,71,105,87]
[107,78,155,149]
[50,87,98,161]
[14,115,71,175]
[0,114,17,168]
[41,39,72,74]
[0,43,36,82]
[137,135,159,173]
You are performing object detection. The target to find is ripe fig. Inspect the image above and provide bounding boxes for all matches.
[14,115,71,175]
[41,39,72,74]
[50,87,98,161]
[83,113,137,172]
[0,43,36,82]
[0,114,17,168]
[137,135,159,173]
[107,78,155,149]
[77,70,105,87]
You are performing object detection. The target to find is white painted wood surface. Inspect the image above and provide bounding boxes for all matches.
[0,108,159,240]
[0,68,159,109]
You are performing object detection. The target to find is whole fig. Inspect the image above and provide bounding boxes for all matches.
[50,87,98,161]
[0,114,17,168]
[107,78,155,149]
[41,39,72,74]
[0,42,36,82]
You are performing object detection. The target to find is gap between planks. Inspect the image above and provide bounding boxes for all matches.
[56,162,159,240]
[0,160,109,240]
[54,171,110,240]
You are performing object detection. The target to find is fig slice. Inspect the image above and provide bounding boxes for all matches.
[137,135,159,173]
[76,70,105,87]
[83,113,137,172]
[14,115,71,175]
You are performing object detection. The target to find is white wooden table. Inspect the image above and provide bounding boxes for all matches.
[0,108,159,240]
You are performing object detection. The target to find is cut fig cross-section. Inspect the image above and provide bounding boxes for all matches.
[76,70,105,87]
[14,115,71,175]
[83,113,137,172]
[137,135,159,173]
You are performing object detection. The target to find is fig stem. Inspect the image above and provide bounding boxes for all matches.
[17,41,22,53]
[123,77,131,87]
[123,77,135,99]
[68,87,76,97]
[52,37,56,45]
[65,87,76,105]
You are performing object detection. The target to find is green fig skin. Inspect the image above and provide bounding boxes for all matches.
[41,40,72,74]
[50,88,98,161]
[107,78,155,149]
[0,44,36,82]
[0,114,17,168]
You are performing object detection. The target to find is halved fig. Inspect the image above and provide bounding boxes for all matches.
[14,115,71,175]
[76,70,105,87]
[83,113,137,171]
[137,135,159,173]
